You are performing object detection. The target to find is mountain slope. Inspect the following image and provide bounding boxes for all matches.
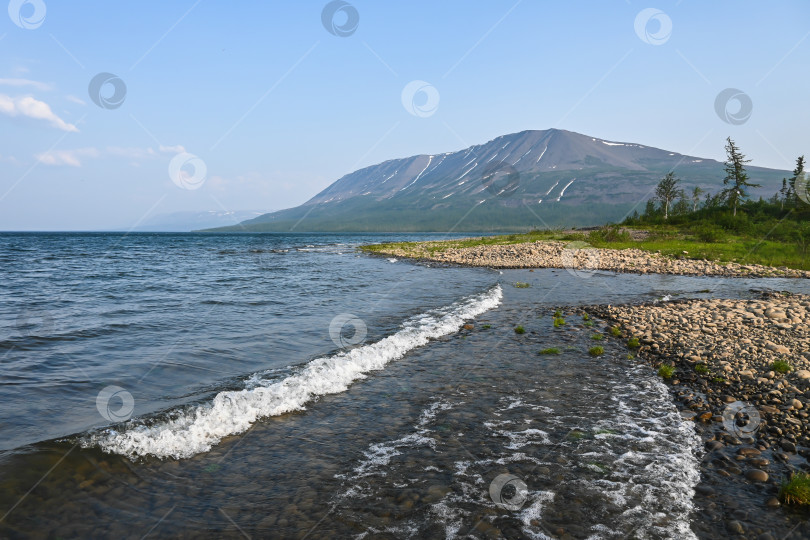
[209,129,789,232]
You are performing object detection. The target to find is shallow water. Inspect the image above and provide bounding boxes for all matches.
[2,234,810,538]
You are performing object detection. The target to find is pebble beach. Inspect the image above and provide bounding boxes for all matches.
[374,239,810,279]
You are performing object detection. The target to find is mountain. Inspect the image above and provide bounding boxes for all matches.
[125,210,271,232]
[206,129,789,232]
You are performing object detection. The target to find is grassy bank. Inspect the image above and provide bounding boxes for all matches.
[361,221,810,271]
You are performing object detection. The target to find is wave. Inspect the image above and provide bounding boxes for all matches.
[84,285,503,460]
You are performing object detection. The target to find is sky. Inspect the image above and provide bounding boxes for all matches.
[0,0,808,230]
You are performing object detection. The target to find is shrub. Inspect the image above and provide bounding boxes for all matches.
[591,333,603,341]
[554,309,563,318]
[658,365,675,379]
[588,346,604,356]
[627,337,640,349]
[609,326,622,337]
[584,321,594,327]
[582,313,591,321]
[693,224,724,243]
[780,473,810,505]
[772,360,791,374]
[553,317,566,328]
[538,347,560,355]
[514,326,525,334]
[482,324,491,329]
[588,224,631,244]
[514,282,531,288]
[695,363,710,374]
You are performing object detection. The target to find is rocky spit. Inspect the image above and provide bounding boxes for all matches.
[375,239,810,278]
[586,293,810,537]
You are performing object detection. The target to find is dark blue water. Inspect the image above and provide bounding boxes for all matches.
[0,232,495,452]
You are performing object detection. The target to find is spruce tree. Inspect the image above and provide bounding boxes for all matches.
[722,137,759,216]
[789,155,806,207]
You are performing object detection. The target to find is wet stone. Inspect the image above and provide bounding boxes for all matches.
[745,469,769,482]
[726,520,745,534]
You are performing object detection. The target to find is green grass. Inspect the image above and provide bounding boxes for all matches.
[553,309,563,318]
[780,473,810,505]
[588,346,604,357]
[658,365,675,379]
[712,376,725,383]
[623,202,810,271]
[772,360,792,374]
[360,230,561,258]
[514,325,525,335]
[538,347,561,355]
[553,317,566,328]
[482,324,491,329]
[609,326,622,337]
[627,337,640,349]
[626,353,635,359]
[513,282,531,288]
[584,321,594,327]
[695,363,710,375]
[582,313,590,321]
[591,333,603,341]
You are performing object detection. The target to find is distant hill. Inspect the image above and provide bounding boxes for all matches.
[127,210,271,232]
[205,129,789,232]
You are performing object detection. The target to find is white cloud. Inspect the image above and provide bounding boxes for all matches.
[0,78,52,91]
[66,95,86,106]
[0,94,78,132]
[159,145,186,154]
[36,148,100,167]
[35,145,188,167]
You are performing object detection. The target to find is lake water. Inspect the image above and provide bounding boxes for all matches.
[1,232,809,538]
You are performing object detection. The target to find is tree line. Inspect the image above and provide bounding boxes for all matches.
[634,137,807,222]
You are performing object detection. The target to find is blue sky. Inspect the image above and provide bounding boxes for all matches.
[0,0,808,230]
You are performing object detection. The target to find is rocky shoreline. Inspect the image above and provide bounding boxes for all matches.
[584,293,810,538]
[373,239,810,278]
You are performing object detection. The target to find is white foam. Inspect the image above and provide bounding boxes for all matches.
[86,286,503,460]
[344,400,454,479]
